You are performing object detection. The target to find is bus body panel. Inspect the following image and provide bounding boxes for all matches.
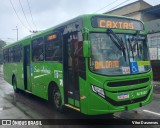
[31,62,64,101]
[3,62,24,90]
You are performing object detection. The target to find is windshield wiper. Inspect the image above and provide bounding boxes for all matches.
[128,30,142,61]
[132,30,140,48]
[128,38,134,61]
[107,28,126,61]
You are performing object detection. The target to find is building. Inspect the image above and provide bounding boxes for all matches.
[105,0,160,81]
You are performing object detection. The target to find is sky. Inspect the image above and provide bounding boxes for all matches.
[0,0,160,44]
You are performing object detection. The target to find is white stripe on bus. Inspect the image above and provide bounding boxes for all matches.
[34,74,48,79]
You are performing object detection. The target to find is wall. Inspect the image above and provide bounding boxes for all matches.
[105,1,151,16]
[124,12,142,20]
[147,32,160,81]
[141,13,158,21]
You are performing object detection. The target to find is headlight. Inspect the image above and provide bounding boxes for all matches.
[91,85,105,98]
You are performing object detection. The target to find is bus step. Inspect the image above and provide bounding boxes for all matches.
[25,90,32,93]
[64,104,80,111]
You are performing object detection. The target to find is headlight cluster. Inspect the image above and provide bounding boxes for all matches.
[91,85,105,98]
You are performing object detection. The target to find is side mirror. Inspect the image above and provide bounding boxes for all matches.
[83,40,91,58]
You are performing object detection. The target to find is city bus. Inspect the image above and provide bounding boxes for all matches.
[3,14,153,115]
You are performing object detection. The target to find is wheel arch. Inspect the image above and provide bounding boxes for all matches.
[12,74,16,86]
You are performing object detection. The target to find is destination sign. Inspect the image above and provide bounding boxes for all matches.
[47,34,57,41]
[94,61,120,69]
[92,16,144,30]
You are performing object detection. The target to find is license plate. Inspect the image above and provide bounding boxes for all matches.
[117,94,129,99]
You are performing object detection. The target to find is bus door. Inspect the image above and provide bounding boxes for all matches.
[63,35,80,107]
[24,45,32,91]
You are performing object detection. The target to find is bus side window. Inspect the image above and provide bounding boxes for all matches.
[9,48,14,62]
[45,32,62,62]
[3,49,9,63]
[13,45,22,62]
[32,37,44,62]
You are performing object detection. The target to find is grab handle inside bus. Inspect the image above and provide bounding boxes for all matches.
[83,40,91,57]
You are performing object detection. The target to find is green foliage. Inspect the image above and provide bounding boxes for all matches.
[0,40,6,64]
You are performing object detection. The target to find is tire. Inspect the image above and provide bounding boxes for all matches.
[51,86,65,112]
[12,76,19,93]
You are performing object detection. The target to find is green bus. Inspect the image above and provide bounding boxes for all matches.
[3,14,153,115]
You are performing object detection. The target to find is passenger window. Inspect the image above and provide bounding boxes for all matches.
[45,32,62,61]
[9,48,14,62]
[3,49,9,63]
[32,37,44,62]
[13,45,22,62]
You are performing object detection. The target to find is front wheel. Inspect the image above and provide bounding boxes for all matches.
[51,86,65,112]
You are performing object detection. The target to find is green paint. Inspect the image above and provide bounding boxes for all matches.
[75,100,80,107]
[68,98,74,105]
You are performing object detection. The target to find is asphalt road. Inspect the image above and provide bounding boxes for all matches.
[0,65,160,128]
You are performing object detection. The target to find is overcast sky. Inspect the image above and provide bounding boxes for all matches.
[0,0,159,44]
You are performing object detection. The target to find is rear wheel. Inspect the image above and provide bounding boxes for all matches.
[12,76,19,93]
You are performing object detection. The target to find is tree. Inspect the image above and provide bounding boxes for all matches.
[0,40,6,64]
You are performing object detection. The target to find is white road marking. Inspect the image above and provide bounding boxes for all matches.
[0,108,3,111]
[143,110,160,116]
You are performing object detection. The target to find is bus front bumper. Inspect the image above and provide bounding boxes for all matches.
[85,85,153,115]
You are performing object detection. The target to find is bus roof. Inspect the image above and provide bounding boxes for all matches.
[3,14,144,49]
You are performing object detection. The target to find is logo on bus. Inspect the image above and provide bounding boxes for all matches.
[117,94,129,100]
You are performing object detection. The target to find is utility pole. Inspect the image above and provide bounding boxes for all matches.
[13,26,18,41]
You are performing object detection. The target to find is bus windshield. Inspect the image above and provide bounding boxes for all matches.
[89,33,151,75]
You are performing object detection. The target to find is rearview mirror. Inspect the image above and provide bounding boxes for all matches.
[83,40,91,58]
